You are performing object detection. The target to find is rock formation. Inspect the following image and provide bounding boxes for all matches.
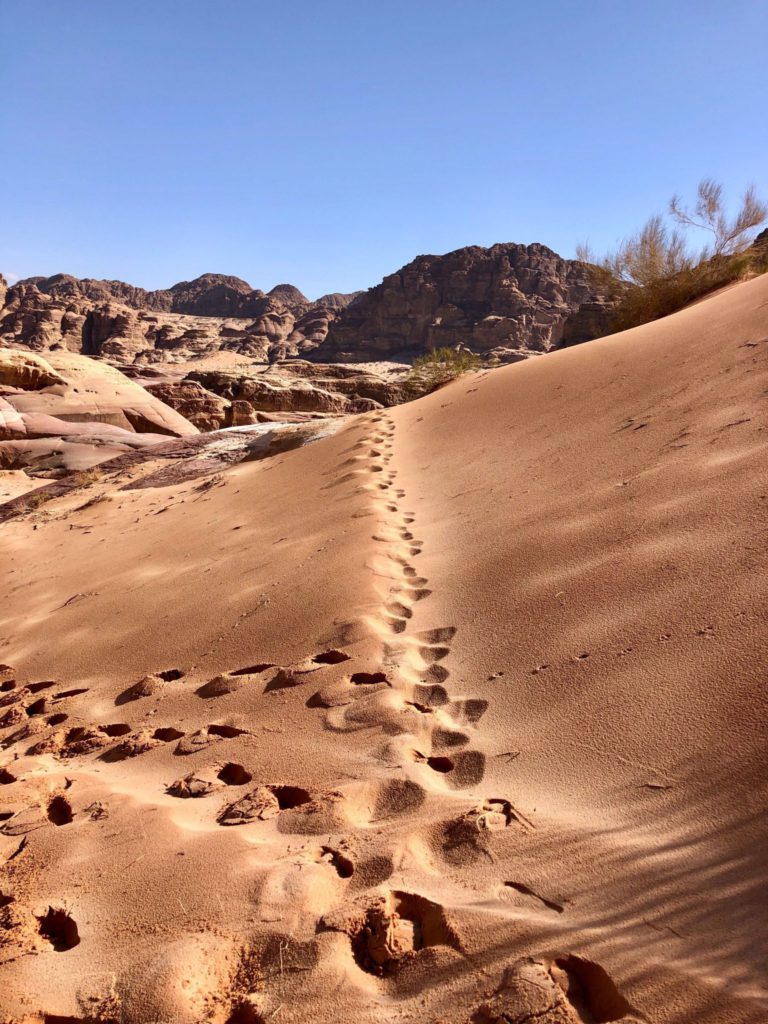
[0,349,197,484]
[1,246,620,367]
[0,274,358,365]
[316,243,622,362]
[137,361,413,430]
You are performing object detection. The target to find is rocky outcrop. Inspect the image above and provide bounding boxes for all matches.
[143,380,230,432]
[140,361,413,429]
[0,284,341,364]
[0,349,67,390]
[315,291,364,310]
[16,272,353,319]
[186,368,377,418]
[0,350,197,479]
[2,244,623,367]
[316,243,623,362]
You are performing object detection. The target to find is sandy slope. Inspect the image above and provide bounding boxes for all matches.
[0,276,766,1024]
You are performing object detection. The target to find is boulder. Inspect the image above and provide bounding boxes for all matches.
[146,380,229,431]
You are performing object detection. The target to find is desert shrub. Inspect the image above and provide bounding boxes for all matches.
[577,180,767,330]
[407,347,480,394]
[20,490,49,511]
[611,251,754,331]
[669,179,767,257]
[69,467,102,488]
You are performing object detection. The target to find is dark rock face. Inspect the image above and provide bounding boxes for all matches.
[16,272,345,319]
[317,243,622,362]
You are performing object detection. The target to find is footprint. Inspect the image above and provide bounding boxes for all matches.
[152,727,184,742]
[349,855,394,891]
[475,956,637,1023]
[446,698,488,725]
[27,681,56,694]
[47,795,74,826]
[350,671,389,685]
[167,771,220,798]
[218,784,313,825]
[99,723,132,737]
[312,650,351,665]
[450,750,486,789]
[36,906,80,950]
[115,671,181,705]
[385,601,413,620]
[413,683,450,706]
[197,673,251,698]
[349,890,461,974]
[415,627,457,645]
[373,779,426,819]
[413,750,455,774]
[415,646,451,665]
[444,798,533,858]
[174,724,249,755]
[25,697,49,717]
[54,687,89,700]
[218,762,253,786]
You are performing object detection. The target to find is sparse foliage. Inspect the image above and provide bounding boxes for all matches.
[602,215,692,287]
[69,467,102,488]
[578,179,767,330]
[669,179,767,257]
[407,346,480,394]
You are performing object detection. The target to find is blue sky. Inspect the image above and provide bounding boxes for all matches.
[2,0,766,299]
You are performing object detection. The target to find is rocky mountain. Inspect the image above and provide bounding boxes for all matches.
[0,279,344,365]
[17,272,317,317]
[1,244,622,366]
[316,242,622,362]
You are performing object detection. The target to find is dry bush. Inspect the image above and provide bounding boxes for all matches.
[670,179,767,257]
[577,180,767,330]
[69,467,103,488]
[610,252,754,331]
[407,347,480,394]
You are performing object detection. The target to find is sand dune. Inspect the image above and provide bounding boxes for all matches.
[0,276,766,1023]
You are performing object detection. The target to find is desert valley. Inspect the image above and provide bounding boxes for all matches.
[0,241,766,1023]
[2,3,766,1021]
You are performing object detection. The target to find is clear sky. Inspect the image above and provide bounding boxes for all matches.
[2,0,766,299]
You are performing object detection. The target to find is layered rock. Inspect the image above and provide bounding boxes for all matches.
[2,244,622,369]
[0,350,197,481]
[136,361,413,430]
[0,285,341,364]
[317,243,622,362]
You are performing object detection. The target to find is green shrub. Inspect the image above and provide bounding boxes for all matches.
[407,347,480,394]
[611,251,755,331]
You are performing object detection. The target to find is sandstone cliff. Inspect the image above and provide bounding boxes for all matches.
[0,282,341,364]
[1,244,621,367]
[317,242,621,362]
